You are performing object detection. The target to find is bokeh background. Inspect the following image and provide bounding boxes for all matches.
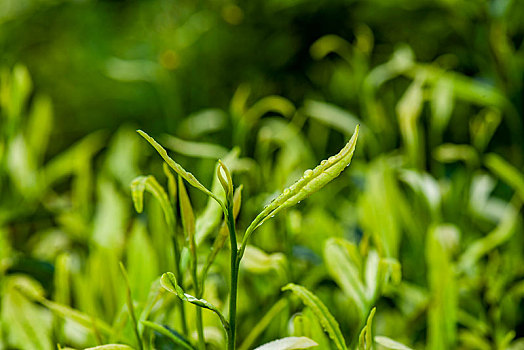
[1,0,524,349]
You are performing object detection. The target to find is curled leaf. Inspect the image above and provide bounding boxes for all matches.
[217,160,234,201]
[130,175,175,229]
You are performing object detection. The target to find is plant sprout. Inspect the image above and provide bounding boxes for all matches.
[135,125,359,349]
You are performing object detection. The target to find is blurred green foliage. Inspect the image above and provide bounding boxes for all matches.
[1,0,524,349]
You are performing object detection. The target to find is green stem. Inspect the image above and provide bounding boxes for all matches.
[226,202,239,350]
[172,236,188,336]
[192,256,205,350]
[196,307,205,350]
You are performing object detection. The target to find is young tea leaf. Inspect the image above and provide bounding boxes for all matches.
[119,262,143,350]
[485,153,524,202]
[239,298,287,350]
[137,130,223,206]
[358,307,376,350]
[130,175,175,230]
[163,163,177,204]
[85,345,134,350]
[253,337,318,350]
[178,176,196,263]
[160,272,229,332]
[217,160,234,201]
[202,185,243,282]
[21,290,113,336]
[282,283,348,350]
[241,125,359,258]
[324,238,368,318]
[374,336,414,350]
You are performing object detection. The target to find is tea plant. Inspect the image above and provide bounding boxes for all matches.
[134,124,359,349]
[1,1,524,345]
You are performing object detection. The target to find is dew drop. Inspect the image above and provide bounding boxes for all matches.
[303,169,313,177]
[283,189,291,195]
[321,160,328,166]
[328,156,336,162]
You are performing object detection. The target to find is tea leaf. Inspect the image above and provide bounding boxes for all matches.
[85,345,134,350]
[163,163,177,204]
[137,130,223,207]
[217,160,234,201]
[303,100,362,136]
[141,321,195,350]
[3,277,52,350]
[292,310,331,350]
[18,286,113,335]
[130,175,175,229]
[195,149,240,245]
[26,95,53,163]
[457,201,521,273]
[358,307,376,350]
[282,283,347,350]
[160,272,229,332]
[202,185,242,280]
[241,124,359,258]
[239,298,287,350]
[374,336,414,350]
[244,96,296,125]
[426,224,458,349]
[126,220,159,301]
[485,153,524,201]
[162,134,228,159]
[324,238,367,318]
[119,263,143,350]
[178,176,196,260]
[253,337,318,350]
[397,74,424,168]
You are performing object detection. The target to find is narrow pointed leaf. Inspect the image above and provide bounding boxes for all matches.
[141,321,195,350]
[137,130,223,205]
[17,285,113,335]
[163,163,177,204]
[358,307,376,350]
[282,283,347,350]
[324,238,368,318]
[119,263,143,350]
[178,176,196,260]
[241,125,359,257]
